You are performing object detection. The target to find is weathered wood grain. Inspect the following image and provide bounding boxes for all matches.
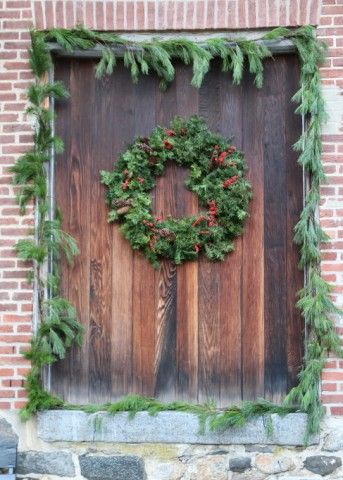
[175,66,199,401]
[132,75,157,396]
[241,68,265,400]
[53,55,303,405]
[198,66,221,403]
[218,71,243,405]
[285,56,305,390]
[263,58,288,403]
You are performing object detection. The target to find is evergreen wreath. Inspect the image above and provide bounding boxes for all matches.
[101,116,252,267]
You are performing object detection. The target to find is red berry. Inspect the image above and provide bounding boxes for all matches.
[163,140,174,150]
[122,178,130,190]
[165,129,175,137]
[138,177,145,184]
[194,244,201,253]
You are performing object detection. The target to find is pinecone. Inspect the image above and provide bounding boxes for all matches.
[148,156,158,166]
[112,198,132,208]
[159,228,176,240]
[138,142,153,153]
[116,205,131,215]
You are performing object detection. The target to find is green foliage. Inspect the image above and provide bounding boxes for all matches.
[63,394,296,436]
[101,116,252,266]
[20,368,64,421]
[12,25,342,438]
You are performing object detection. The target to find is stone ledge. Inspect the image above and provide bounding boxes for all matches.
[37,411,319,446]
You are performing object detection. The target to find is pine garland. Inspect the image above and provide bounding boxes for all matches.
[13,25,342,438]
[101,116,251,267]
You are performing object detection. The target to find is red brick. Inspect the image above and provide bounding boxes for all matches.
[105,1,113,29]
[55,1,65,28]
[0,390,16,398]
[0,326,14,335]
[84,2,94,28]
[95,1,104,30]
[322,394,343,403]
[322,383,338,391]
[1,11,21,20]
[322,371,343,381]
[0,347,14,355]
[6,1,31,7]
[0,368,14,376]
[328,406,343,415]
[65,0,75,29]
[126,2,134,30]
[45,1,54,29]
[2,20,32,29]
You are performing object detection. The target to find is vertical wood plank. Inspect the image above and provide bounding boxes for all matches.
[153,79,178,400]
[285,55,304,390]
[110,64,135,398]
[218,69,243,406]
[175,66,199,401]
[59,60,94,403]
[88,73,116,402]
[198,65,221,403]
[53,60,72,400]
[241,70,265,400]
[263,57,288,402]
[132,74,157,396]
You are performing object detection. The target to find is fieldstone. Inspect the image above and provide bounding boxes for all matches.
[145,460,186,480]
[245,445,274,453]
[0,419,17,467]
[0,419,18,445]
[254,454,295,474]
[17,451,75,476]
[303,455,342,476]
[185,455,229,480]
[323,430,343,452]
[79,454,146,480]
[232,473,267,480]
[229,456,252,472]
[276,476,322,480]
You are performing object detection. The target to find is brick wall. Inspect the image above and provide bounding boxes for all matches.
[0,0,342,413]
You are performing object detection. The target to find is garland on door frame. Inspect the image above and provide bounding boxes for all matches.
[11,25,342,439]
[101,115,252,266]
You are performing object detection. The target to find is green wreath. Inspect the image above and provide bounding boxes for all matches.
[101,116,252,267]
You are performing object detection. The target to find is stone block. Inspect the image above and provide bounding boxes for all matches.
[37,410,319,446]
[79,454,146,480]
[16,451,75,477]
[229,456,252,472]
[303,455,342,476]
[254,454,295,474]
[323,430,343,452]
[0,419,17,468]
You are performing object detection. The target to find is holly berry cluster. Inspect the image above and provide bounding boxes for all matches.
[101,116,252,267]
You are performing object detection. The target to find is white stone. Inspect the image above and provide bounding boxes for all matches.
[254,454,295,474]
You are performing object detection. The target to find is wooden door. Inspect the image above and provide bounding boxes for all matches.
[53,55,303,406]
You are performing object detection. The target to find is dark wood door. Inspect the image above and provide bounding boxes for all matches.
[53,54,303,406]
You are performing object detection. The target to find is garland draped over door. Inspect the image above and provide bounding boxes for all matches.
[11,25,342,439]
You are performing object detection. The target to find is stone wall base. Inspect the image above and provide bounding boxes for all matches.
[0,411,342,480]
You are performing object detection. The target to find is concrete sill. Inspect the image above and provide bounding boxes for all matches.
[37,411,319,446]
